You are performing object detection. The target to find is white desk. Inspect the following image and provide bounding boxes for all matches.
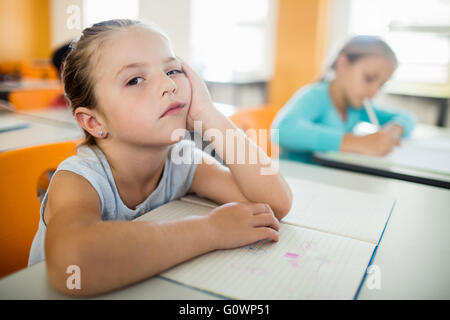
[0,79,62,92]
[20,108,78,126]
[0,112,83,152]
[0,159,448,299]
[313,124,450,189]
[383,81,450,127]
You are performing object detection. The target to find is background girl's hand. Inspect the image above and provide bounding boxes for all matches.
[381,123,403,146]
[359,130,398,156]
[206,202,280,250]
[342,131,397,156]
[180,60,216,131]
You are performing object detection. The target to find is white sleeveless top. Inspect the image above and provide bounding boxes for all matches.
[28,139,202,266]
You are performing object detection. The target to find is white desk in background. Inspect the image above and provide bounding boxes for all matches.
[0,79,62,92]
[313,124,450,189]
[0,117,30,133]
[20,108,78,126]
[0,112,83,152]
[0,159,448,299]
[383,81,450,127]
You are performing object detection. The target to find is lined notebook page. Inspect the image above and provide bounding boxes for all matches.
[283,177,394,245]
[137,200,375,299]
[164,224,374,299]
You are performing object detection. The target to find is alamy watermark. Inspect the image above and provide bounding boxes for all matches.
[66,265,81,290]
[170,120,280,176]
[365,265,381,290]
[66,5,81,30]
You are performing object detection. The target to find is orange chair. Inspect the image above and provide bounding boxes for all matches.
[0,59,58,80]
[0,140,81,279]
[229,105,281,157]
[20,60,59,80]
[9,87,64,111]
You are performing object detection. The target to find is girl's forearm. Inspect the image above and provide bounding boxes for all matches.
[46,216,215,297]
[198,107,292,219]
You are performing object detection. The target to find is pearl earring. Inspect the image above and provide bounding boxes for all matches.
[98,130,103,137]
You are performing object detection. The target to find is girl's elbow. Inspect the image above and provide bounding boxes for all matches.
[46,239,94,297]
[274,187,293,220]
[274,201,292,221]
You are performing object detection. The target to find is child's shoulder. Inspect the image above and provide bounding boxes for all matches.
[286,81,331,110]
[293,81,329,100]
[56,145,109,180]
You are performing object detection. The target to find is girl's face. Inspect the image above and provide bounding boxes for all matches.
[338,55,395,107]
[94,27,191,147]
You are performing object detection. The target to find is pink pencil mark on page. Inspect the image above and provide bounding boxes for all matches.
[285,252,299,259]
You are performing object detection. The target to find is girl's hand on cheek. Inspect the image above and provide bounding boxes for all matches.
[180,59,216,130]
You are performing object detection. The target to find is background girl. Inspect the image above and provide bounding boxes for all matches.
[271,35,416,163]
[28,19,292,297]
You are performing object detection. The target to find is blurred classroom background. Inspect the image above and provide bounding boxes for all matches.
[0,0,449,126]
[1,0,450,286]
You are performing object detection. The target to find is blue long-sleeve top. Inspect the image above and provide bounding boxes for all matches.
[271,81,416,162]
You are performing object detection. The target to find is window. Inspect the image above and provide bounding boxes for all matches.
[83,0,139,28]
[190,0,275,82]
[349,0,449,85]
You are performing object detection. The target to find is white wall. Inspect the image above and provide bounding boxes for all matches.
[50,0,192,58]
[323,0,351,73]
[50,0,83,50]
[266,0,279,81]
[139,0,192,63]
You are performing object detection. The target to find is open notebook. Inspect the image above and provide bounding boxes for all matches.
[323,137,450,176]
[382,137,450,175]
[350,122,450,175]
[136,177,395,299]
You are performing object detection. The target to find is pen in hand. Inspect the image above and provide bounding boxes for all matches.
[363,98,380,128]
